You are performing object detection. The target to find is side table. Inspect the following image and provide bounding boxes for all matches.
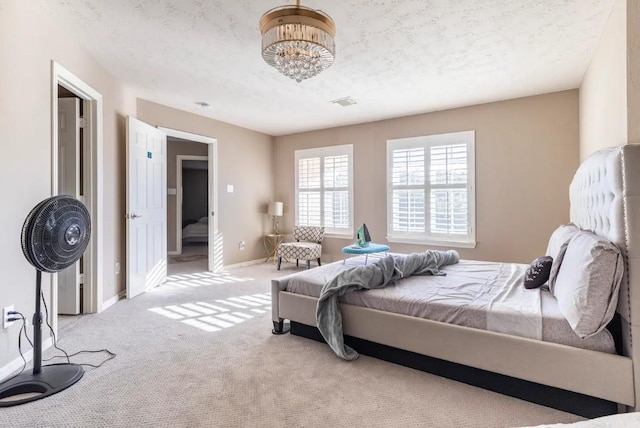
[264,233,286,263]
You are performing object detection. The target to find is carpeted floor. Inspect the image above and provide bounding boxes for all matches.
[0,262,585,427]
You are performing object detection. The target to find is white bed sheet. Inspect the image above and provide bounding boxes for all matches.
[285,255,615,353]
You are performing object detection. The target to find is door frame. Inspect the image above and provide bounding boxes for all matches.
[56,97,82,315]
[159,127,220,272]
[51,62,104,332]
[175,155,209,255]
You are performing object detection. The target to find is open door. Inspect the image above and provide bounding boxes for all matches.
[57,98,81,314]
[126,117,167,298]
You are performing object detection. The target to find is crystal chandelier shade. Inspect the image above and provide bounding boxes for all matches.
[260,3,336,83]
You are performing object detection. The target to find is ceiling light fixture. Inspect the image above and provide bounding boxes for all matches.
[260,0,336,83]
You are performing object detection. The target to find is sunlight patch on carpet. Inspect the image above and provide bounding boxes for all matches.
[151,270,255,290]
[148,294,271,332]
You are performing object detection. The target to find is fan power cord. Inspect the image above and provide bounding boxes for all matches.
[40,289,70,363]
[44,349,117,368]
[39,290,117,369]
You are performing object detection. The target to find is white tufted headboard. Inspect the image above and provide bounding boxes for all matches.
[569,144,640,371]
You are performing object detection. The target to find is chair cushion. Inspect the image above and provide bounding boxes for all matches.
[278,242,322,260]
[293,225,324,242]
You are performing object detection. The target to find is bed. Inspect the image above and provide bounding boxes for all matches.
[271,144,640,416]
[182,216,208,243]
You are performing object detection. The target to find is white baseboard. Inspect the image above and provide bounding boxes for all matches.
[223,258,265,269]
[102,290,126,311]
[168,251,179,256]
[0,337,53,382]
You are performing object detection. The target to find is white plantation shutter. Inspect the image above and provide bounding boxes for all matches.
[429,143,468,235]
[297,157,321,226]
[387,132,475,247]
[323,155,350,229]
[391,148,426,232]
[295,145,353,235]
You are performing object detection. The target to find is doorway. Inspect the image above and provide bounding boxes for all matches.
[159,128,220,274]
[56,89,85,316]
[51,62,104,333]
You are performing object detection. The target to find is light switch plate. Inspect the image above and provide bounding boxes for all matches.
[227,184,234,193]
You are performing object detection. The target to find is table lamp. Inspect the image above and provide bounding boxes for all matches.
[268,201,283,234]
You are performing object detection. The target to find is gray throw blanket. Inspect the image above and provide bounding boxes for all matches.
[316,250,460,360]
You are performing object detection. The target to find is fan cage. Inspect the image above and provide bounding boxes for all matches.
[21,195,91,273]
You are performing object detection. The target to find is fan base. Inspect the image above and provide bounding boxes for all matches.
[0,363,84,407]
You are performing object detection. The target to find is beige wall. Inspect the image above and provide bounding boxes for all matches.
[579,0,628,160]
[274,91,580,264]
[0,0,136,368]
[137,100,274,265]
[166,140,208,252]
[628,0,640,145]
[580,0,640,157]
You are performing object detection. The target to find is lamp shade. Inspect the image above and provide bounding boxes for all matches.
[268,201,283,217]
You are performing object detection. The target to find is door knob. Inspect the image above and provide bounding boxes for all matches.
[130,213,142,219]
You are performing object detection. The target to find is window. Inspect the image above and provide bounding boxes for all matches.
[386,131,475,248]
[295,144,353,237]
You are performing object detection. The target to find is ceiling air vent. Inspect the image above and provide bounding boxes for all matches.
[330,96,357,107]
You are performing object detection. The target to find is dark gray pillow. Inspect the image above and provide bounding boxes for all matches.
[524,256,553,289]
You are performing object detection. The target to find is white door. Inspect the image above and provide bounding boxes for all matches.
[126,117,167,298]
[58,98,81,315]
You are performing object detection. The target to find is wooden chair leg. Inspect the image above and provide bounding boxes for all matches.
[317,258,321,266]
[306,260,311,269]
[277,257,282,270]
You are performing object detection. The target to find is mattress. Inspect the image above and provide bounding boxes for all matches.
[182,221,208,242]
[284,255,615,353]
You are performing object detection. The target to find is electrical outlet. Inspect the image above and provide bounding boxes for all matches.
[3,305,16,329]
[115,262,120,275]
[239,241,245,251]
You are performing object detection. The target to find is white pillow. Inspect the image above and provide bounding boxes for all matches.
[553,231,623,338]
[546,224,581,292]
[197,216,209,224]
[545,224,580,260]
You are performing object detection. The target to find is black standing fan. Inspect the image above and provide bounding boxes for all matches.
[0,195,91,406]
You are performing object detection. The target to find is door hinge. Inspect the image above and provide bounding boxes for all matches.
[78,117,86,129]
[78,273,86,284]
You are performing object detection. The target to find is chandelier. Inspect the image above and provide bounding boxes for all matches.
[260,0,336,82]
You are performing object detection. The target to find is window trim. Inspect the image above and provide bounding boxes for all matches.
[386,131,476,248]
[294,144,354,239]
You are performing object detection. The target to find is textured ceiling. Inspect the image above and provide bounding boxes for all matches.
[41,0,615,136]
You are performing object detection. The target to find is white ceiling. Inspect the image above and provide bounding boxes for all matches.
[42,0,615,136]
